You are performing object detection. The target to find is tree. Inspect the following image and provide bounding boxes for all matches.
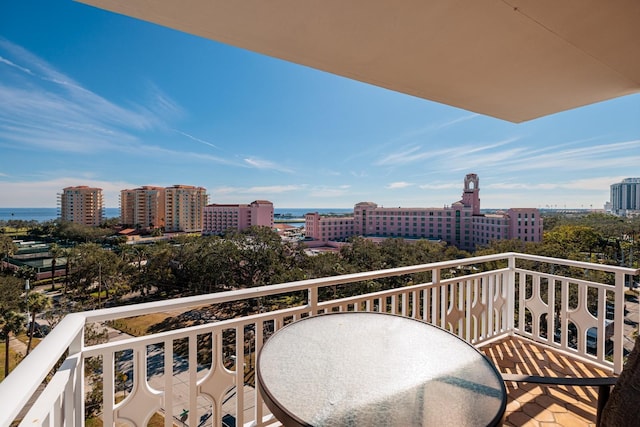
[543,225,603,259]
[0,310,25,378]
[21,292,52,354]
[48,243,61,291]
[66,243,124,306]
[0,235,17,272]
[0,273,28,377]
[14,265,37,283]
[141,242,176,296]
[53,220,113,244]
[0,275,22,313]
[61,246,73,293]
[339,237,385,273]
[234,226,300,287]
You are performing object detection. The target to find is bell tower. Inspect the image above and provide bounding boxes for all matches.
[461,174,480,215]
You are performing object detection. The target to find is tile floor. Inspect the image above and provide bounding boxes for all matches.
[481,336,616,427]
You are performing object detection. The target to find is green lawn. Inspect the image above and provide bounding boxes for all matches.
[86,412,166,426]
[0,343,22,380]
[108,313,173,336]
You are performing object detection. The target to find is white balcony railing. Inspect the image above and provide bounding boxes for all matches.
[1,252,637,427]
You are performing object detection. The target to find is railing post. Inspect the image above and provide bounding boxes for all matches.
[507,254,516,335]
[432,267,443,327]
[70,319,85,427]
[308,287,318,315]
[613,271,626,374]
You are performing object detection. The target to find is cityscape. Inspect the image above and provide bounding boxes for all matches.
[52,174,639,250]
[1,2,640,427]
[2,175,639,426]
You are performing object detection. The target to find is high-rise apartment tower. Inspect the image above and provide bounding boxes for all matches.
[164,185,208,232]
[120,186,166,230]
[610,178,640,217]
[58,186,104,226]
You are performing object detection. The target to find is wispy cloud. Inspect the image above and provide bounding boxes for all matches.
[0,176,136,207]
[418,182,460,190]
[375,146,434,166]
[486,176,628,192]
[343,113,480,164]
[350,171,368,178]
[211,185,304,195]
[0,54,35,76]
[243,185,302,193]
[0,39,239,168]
[376,133,639,179]
[487,182,557,190]
[494,139,640,173]
[376,138,518,167]
[309,185,352,198]
[386,181,413,189]
[173,129,219,149]
[432,113,480,131]
[244,157,294,173]
[392,114,480,142]
[132,143,241,166]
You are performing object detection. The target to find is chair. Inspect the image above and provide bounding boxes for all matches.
[501,373,617,426]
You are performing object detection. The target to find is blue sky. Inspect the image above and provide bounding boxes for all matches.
[1,1,639,209]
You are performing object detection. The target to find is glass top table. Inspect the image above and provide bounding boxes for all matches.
[257,312,506,427]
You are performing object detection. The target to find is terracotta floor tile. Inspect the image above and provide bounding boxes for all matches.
[534,395,568,413]
[479,336,615,427]
[506,410,538,426]
[522,403,555,422]
[554,411,593,427]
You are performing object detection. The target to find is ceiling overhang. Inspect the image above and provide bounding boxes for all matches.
[77,0,640,122]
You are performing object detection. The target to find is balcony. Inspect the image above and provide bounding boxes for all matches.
[2,252,638,426]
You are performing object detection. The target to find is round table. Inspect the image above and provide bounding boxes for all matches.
[257,312,506,427]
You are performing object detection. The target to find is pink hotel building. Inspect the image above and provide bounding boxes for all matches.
[202,200,274,235]
[305,174,542,251]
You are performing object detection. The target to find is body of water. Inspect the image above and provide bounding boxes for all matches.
[275,208,352,218]
[0,208,120,222]
[0,207,352,223]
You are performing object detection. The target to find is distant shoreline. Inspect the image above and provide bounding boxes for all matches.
[0,207,354,223]
[1,207,602,223]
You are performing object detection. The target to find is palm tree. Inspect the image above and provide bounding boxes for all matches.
[0,235,17,272]
[21,292,52,354]
[15,265,36,283]
[0,310,25,378]
[62,247,73,295]
[48,243,61,291]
